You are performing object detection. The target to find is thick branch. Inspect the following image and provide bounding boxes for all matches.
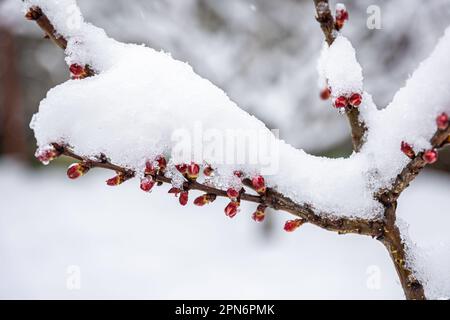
[313,0,366,152]
[375,127,450,300]
[380,201,426,300]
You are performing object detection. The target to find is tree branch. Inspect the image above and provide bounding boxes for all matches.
[374,126,450,300]
[313,0,366,152]
[52,143,383,237]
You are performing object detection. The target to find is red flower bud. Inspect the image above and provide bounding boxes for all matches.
[320,87,331,100]
[233,170,243,178]
[155,155,167,172]
[179,191,189,206]
[401,141,415,159]
[226,188,239,200]
[140,177,155,192]
[106,173,125,186]
[252,175,266,194]
[252,205,267,223]
[145,161,157,175]
[168,187,181,196]
[224,201,239,218]
[69,63,87,79]
[349,93,362,107]
[67,163,89,180]
[194,194,216,207]
[203,165,214,177]
[175,163,188,175]
[335,4,349,30]
[423,149,438,164]
[436,112,449,130]
[187,162,200,180]
[284,219,305,232]
[334,96,348,109]
[35,147,60,165]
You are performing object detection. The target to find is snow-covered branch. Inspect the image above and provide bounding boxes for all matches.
[24,0,450,299]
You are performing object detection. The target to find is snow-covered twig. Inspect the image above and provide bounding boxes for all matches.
[314,0,366,151]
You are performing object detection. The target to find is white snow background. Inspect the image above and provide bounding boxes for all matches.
[0,161,448,299]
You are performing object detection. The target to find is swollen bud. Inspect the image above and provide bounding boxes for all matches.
[179,191,189,206]
[106,173,125,186]
[69,63,87,79]
[187,162,200,180]
[140,177,155,192]
[252,175,266,194]
[203,165,214,177]
[168,187,181,196]
[67,163,89,180]
[155,155,167,173]
[400,141,415,159]
[436,112,449,130]
[35,147,61,165]
[224,201,239,218]
[233,170,243,178]
[320,87,331,100]
[334,96,348,109]
[175,163,188,175]
[284,219,305,232]
[252,205,267,223]
[422,149,438,164]
[194,194,217,207]
[335,3,349,31]
[226,188,240,201]
[349,93,362,107]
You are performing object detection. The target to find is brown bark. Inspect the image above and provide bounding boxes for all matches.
[0,28,27,159]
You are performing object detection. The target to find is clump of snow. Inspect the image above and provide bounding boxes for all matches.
[318,35,363,97]
[361,25,450,190]
[27,0,450,226]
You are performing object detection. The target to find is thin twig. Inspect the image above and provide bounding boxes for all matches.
[53,143,383,237]
[313,0,366,152]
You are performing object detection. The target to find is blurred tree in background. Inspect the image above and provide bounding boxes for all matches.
[1,0,449,167]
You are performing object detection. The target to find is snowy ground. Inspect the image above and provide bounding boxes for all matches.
[0,160,448,299]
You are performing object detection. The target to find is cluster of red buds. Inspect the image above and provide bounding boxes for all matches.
[69,63,89,80]
[284,219,305,232]
[335,4,349,31]
[67,162,89,179]
[401,113,448,163]
[145,155,167,176]
[320,87,362,110]
[35,147,61,165]
[334,93,362,109]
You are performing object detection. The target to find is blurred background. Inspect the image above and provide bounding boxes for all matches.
[0,0,449,299]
